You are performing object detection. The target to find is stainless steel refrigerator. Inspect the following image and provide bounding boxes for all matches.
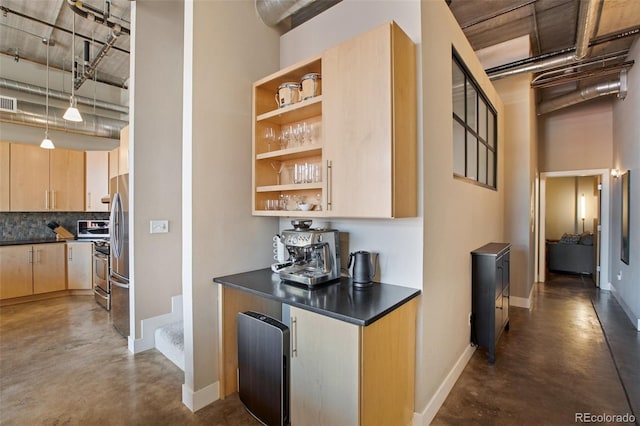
[110,174,130,338]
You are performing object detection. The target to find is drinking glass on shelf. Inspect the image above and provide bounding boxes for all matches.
[263,127,276,151]
[271,161,284,185]
[315,193,322,211]
[304,122,314,144]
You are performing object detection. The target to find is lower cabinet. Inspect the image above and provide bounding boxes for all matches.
[290,298,417,425]
[67,242,93,290]
[471,242,511,364]
[0,243,67,299]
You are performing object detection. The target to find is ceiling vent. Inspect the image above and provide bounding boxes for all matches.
[0,96,17,113]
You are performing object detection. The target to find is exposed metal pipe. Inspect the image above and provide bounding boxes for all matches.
[75,31,121,90]
[488,0,602,80]
[574,0,600,60]
[0,78,129,114]
[0,99,127,139]
[256,0,316,27]
[66,0,125,90]
[537,77,622,115]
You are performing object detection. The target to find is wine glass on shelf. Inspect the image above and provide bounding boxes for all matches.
[270,161,284,185]
[263,127,276,152]
[279,126,290,150]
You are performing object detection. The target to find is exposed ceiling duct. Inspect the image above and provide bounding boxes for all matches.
[0,78,128,114]
[0,98,127,139]
[573,0,599,60]
[256,0,316,27]
[537,71,627,115]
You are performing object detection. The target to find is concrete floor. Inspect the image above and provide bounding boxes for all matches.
[0,273,636,425]
[434,273,637,425]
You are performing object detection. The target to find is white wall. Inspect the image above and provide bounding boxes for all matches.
[182,0,280,409]
[611,38,640,330]
[493,73,537,305]
[130,2,184,341]
[278,0,423,289]
[539,99,613,172]
[419,2,505,421]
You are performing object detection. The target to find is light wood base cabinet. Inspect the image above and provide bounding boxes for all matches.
[0,142,9,211]
[0,243,66,299]
[67,242,93,290]
[290,298,417,426]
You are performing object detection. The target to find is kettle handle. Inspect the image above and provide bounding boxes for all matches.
[348,252,355,269]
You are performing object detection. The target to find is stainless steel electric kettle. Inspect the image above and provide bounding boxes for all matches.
[348,251,378,287]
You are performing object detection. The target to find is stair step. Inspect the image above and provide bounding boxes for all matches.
[155,321,185,371]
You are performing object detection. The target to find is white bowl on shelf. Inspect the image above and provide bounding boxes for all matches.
[298,203,314,211]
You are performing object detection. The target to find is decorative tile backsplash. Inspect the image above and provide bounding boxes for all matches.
[0,212,109,241]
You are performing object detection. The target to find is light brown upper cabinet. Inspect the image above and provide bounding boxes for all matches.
[0,142,9,211]
[323,22,416,218]
[251,21,416,218]
[10,144,85,211]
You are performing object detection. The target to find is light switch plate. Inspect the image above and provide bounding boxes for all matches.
[150,220,169,234]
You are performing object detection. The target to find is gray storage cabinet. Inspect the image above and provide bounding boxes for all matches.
[471,242,511,364]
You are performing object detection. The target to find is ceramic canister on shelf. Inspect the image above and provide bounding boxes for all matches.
[275,82,300,108]
[300,73,321,101]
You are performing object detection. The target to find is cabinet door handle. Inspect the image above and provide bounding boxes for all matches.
[291,316,297,357]
[27,248,33,264]
[326,160,333,211]
[87,192,92,209]
[45,190,49,210]
[52,190,56,210]
[35,249,41,264]
[68,247,73,261]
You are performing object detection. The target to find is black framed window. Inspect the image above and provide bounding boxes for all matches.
[452,52,497,189]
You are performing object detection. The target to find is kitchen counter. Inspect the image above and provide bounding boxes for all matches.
[213,268,420,326]
[0,239,68,246]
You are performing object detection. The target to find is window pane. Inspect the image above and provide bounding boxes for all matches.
[478,98,487,141]
[478,143,487,184]
[488,110,495,148]
[466,82,476,132]
[488,150,495,187]
[453,120,465,175]
[453,61,465,119]
[466,131,477,180]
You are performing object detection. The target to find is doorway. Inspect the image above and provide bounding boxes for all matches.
[538,169,611,289]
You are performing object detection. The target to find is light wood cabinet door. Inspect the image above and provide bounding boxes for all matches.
[50,148,85,211]
[67,242,93,290]
[9,143,50,211]
[0,142,9,211]
[33,243,66,294]
[322,22,416,218]
[109,147,119,180]
[0,245,33,299]
[289,306,360,426]
[85,151,109,211]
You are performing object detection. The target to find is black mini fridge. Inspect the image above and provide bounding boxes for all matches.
[237,311,290,426]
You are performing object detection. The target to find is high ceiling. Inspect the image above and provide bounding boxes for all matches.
[448,0,640,105]
[0,0,638,123]
[1,0,131,89]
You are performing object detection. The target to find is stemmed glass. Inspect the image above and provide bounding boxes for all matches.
[279,126,291,149]
[270,161,284,185]
[263,127,276,152]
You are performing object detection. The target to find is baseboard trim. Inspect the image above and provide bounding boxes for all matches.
[182,381,219,412]
[413,344,475,425]
[610,285,640,331]
[510,284,535,309]
[131,294,183,354]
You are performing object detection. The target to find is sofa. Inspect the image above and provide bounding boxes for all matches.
[547,233,595,275]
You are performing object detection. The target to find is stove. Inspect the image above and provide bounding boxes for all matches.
[93,240,111,310]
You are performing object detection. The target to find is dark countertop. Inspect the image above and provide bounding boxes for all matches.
[213,268,421,326]
[0,239,68,246]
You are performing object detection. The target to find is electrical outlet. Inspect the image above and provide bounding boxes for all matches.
[150,220,169,234]
[617,271,623,281]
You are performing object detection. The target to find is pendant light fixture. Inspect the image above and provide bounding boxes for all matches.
[40,38,54,150]
[63,13,83,122]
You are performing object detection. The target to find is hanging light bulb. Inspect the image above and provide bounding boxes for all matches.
[63,14,83,122]
[41,38,55,150]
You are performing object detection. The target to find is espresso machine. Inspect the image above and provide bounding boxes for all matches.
[277,220,340,286]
